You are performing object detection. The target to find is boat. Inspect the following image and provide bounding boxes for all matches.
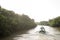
[39,30,46,33]
[39,27,46,33]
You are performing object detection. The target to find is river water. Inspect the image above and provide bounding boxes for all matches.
[13,25,60,40]
[2,25,60,40]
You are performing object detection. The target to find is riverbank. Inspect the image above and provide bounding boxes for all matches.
[0,30,29,40]
[51,27,60,31]
[1,25,60,40]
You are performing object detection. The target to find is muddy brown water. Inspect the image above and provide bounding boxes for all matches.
[1,25,60,40]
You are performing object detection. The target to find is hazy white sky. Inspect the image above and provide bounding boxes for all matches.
[0,0,60,22]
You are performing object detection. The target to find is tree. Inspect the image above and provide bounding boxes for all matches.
[37,21,49,26]
[0,6,37,38]
[49,16,60,27]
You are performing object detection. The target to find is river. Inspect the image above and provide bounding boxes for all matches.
[1,25,60,40]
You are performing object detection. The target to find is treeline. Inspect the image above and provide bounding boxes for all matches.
[37,21,49,26]
[49,16,60,27]
[0,6,37,37]
[37,16,60,27]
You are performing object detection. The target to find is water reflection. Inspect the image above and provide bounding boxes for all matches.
[13,25,60,40]
[28,25,57,35]
[1,25,60,40]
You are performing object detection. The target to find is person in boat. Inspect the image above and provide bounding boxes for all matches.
[40,27,46,32]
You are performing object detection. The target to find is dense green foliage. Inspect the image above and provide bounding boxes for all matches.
[49,17,60,27]
[0,6,37,37]
[37,16,60,27]
[37,21,49,26]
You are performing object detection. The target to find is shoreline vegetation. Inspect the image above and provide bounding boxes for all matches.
[0,6,37,38]
[37,16,60,28]
[0,5,60,39]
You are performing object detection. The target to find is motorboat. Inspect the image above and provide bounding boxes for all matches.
[39,27,46,33]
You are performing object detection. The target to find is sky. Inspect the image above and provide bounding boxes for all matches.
[0,0,60,22]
